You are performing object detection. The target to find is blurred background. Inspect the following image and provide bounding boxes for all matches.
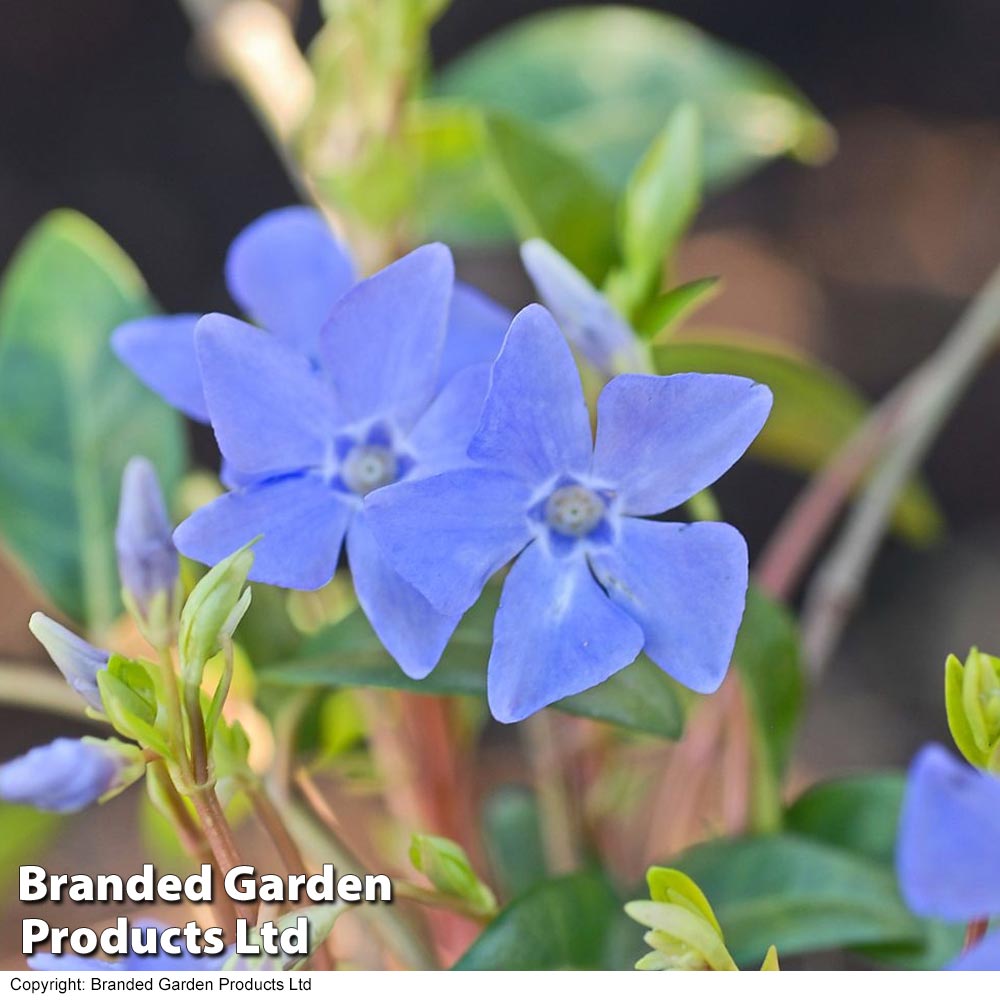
[1,0,999,965]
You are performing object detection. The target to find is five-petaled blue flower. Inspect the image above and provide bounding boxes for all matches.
[173,244,496,678]
[112,207,510,427]
[365,304,772,722]
[897,744,1000,970]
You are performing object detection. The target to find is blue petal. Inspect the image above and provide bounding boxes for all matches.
[589,519,747,694]
[438,281,511,388]
[319,244,453,429]
[591,373,772,515]
[520,239,641,375]
[408,363,491,475]
[174,475,352,590]
[364,468,534,617]
[196,313,336,477]
[224,206,356,357]
[897,744,1000,922]
[347,510,461,679]
[949,930,1000,971]
[468,304,592,486]
[488,543,644,723]
[28,613,108,712]
[112,314,208,422]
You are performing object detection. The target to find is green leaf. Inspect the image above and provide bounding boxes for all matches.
[482,785,548,898]
[672,834,924,967]
[98,656,171,758]
[609,104,702,315]
[652,335,943,544]
[260,589,683,739]
[557,656,683,738]
[0,210,186,633]
[733,587,803,829]
[785,773,904,866]
[432,6,832,243]
[635,277,720,339]
[483,113,619,284]
[783,774,965,969]
[454,871,622,970]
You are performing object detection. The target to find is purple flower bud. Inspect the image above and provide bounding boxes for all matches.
[520,239,646,376]
[115,457,179,631]
[0,738,143,813]
[28,613,109,712]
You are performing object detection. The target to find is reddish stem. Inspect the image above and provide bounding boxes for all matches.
[965,918,989,952]
[755,389,909,602]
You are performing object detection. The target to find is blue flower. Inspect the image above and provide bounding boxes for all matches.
[112,206,510,423]
[173,244,494,678]
[365,304,772,722]
[29,921,232,972]
[0,738,142,813]
[897,744,1000,970]
[520,239,646,376]
[116,457,179,630]
[28,613,109,712]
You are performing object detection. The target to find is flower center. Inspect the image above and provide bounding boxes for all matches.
[341,445,398,496]
[544,485,605,537]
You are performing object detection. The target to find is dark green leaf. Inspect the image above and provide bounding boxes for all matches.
[557,656,683,739]
[733,587,803,828]
[483,113,619,284]
[784,774,965,969]
[454,871,621,970]
[785,772,904,866]
[433,5,832,242]
[653,335,943,544]
[673,834,924,967]
[260,590,683,739]
[482,785,548,898]
[0,211,186,632]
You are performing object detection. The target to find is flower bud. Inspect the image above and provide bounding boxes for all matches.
[409,833,497,918]
[0,737,145,813]
[625,866,737,971]
[520,239,647,376]
[28,612,109,711]
[178,542,254,686]
[116,457,180,645]
[945,648,1000,770]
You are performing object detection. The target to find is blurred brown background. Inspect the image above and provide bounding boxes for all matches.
[1,0,999,963]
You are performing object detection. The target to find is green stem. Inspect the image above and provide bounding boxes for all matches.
[156,645,188,772]
[801,263,1000,676]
